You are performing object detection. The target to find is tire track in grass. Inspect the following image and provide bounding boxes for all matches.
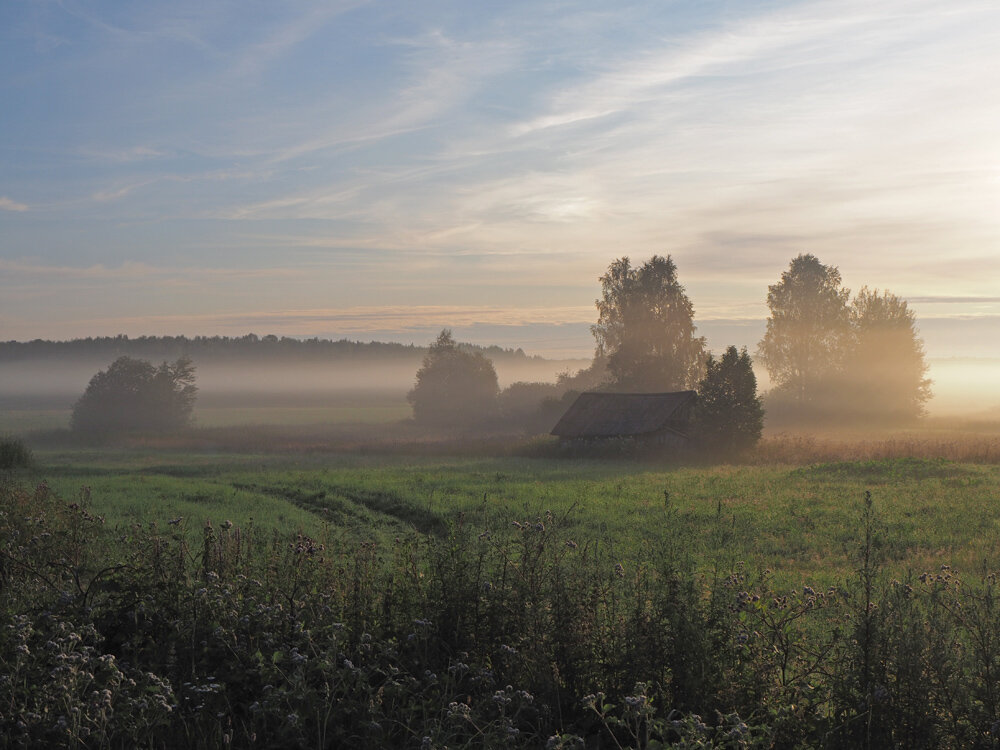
[232,482,446,535]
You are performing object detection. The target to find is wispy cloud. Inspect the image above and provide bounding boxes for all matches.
[78,145,166,163]
[0,197,28,212]
[0,259,301,282]
[225,2,367,79]
[909,296,1000,304]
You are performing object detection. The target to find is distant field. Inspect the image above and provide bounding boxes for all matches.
[0,409,71,432]
[193,403,412,427]
[0,402,412,433]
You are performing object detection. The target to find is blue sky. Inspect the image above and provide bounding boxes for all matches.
[3,0,1000,359]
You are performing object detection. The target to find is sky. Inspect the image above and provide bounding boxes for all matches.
[2,0,1000,362]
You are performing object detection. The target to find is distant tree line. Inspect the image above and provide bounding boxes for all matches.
[0,334,541,365]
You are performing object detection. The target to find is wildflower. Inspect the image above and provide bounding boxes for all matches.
[447,662,469,675]
[614,563,625,578]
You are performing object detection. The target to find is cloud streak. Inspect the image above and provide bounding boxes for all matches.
[0,197,28,212]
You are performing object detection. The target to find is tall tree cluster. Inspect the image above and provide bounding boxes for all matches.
[758,254,931,423]
[592,255,706,391]
[757,254,851,406]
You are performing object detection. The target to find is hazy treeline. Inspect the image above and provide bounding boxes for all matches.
[0,335,585,413]
[0,334,540,365]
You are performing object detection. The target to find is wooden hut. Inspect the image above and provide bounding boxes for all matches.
[550,391,696,446]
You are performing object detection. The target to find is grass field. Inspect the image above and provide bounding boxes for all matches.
[23,442,1000,588]
[6,416,1000,747]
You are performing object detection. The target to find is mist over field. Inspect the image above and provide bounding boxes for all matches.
[0,346,589,416]
[1,341,997,426]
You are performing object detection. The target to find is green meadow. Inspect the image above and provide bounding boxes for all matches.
[6,418,1000,747]
[27,446,1000,587]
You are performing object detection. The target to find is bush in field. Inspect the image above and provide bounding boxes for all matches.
[71,356,197,434]
[497,381,568,433]
[408,330,499,427]
[0,436,32,470]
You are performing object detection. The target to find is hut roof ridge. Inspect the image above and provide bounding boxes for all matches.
[550,390,696,439]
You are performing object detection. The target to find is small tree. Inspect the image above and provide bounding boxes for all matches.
[592,255,706,391]
[694,346,764,455]
[71,356,197,433]
[844,287,932,422]
[408,330,499,427]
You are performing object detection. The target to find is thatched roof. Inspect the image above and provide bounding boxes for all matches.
[550,391,696,439]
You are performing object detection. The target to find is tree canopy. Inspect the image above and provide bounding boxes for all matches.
[758,255,931,423]
[757,253,851,408]
[843,287,932,421]
[407,330,500,427]
[592,255,706,391]
[71,356,197,433]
